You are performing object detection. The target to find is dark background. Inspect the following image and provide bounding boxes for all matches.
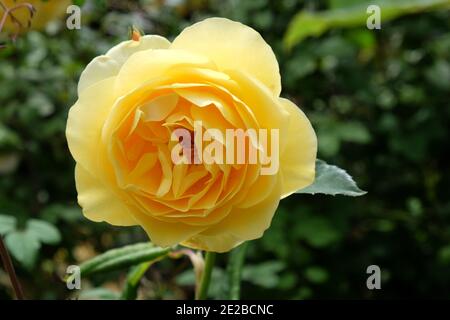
[1,0,449,299]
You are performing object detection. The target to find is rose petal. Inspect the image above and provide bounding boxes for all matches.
[131,209,207,247]
[106,35,171,66]
[235,173,278,208]
[279,98,317,198]
[182,229,242,253]
[78,35,170,95]
[189,176,282,252]
[225,70,290,147]
[116,49,214,95]
[75,165,137,226]
[78,56,120,96]
[171,17,281,95]
[140,93,179,122]
[67,77,117,176]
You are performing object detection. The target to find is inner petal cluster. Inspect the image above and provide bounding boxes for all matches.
[107,83,268,226]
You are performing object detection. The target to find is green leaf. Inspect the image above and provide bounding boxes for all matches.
[72,0,86,6]
[5,230,41,270]
[41,204,82,224]
[328,0,364,9]
[78,288,120,300]
[296,160,366,196]
[293,216,341,248]
[76,242,170,278]
[27,219,61,245]
[0,214,16,235]
[175,270,196,286]
[305,266,329,284]
[0,124,21,149]
[176,267,228,299]
[284,0,450,49]
[121,250,168,300]
[337,122,371,144]
[242,261,285,288]
[121,262,152,300]
[425,59,450,90]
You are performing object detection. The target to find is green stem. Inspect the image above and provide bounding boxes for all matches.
[227,242,248,300]
[195,251,216,300]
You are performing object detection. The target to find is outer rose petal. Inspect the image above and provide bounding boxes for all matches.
[130,209,207,248]
[77,35,171,95]
[183,177,282,252]
[224,69,290,141]
[67,78,117,176]
[182,232,242,253]
[77,56,120,96]
[171,17,282,95]
[75,165,137,226]
[106,35,171,66]
[279,98,317,198]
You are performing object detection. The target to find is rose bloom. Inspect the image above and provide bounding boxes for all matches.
[0,0,70,33]
[66,18,317,252]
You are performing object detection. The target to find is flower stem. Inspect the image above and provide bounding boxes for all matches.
[227,242,249,300]
[195,251,216,300]
[0,235,25,300]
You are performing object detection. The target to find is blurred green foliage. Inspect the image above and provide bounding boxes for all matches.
[284,0,450,48]
[0,0,450,299]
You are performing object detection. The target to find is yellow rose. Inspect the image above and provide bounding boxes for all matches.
[66,18,317,252]
[0,0,70,33]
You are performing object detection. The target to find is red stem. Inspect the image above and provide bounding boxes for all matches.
[0,235,25,300]
[0,1,35,44]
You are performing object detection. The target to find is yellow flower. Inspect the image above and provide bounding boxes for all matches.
[66,18,317,252]
[0,0,69,33]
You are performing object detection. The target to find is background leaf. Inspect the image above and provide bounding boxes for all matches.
[293,216,341,248]
[5,230,41,270]
[27,219,61,245]
[72,0,86,7]
[0,214,16,235]
[242,261,285,289]
[305,266,329,284]
[284,0,450,48]
[77,288,120,300]
[176,267,228,299]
